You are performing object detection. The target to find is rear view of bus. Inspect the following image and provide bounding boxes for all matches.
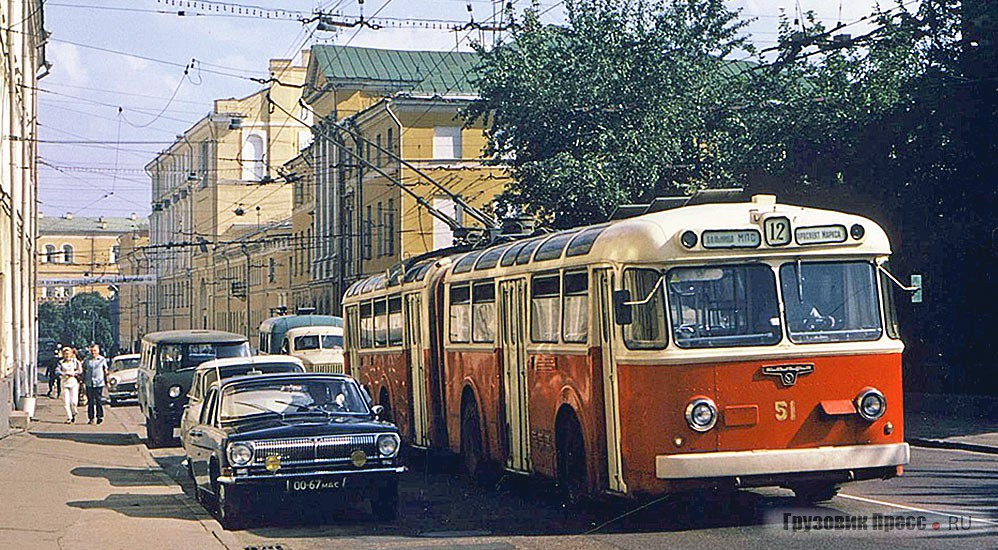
[611,195,908,502]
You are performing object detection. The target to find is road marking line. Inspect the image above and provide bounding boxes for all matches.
[838,493,998,527]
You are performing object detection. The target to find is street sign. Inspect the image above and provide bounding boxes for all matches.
[38,274,157,286]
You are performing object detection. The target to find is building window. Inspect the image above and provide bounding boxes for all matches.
[268,257,276,283]
[432,197,463,250]
[43,244,56,263]
[385,199,395,256]
[387,128,394,157]
[364,206,373,260]
[375,134,382,167]
[433,126,462,160]
[376,202,384,257]
[62,244,74,264]
[242,133,266,181]
[110,245,120,264]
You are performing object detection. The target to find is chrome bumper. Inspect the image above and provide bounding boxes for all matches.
[656,443,910,479]
[217,465,405,484]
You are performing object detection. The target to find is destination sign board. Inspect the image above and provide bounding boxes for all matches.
[795,225,848,245]
[701,229,761,249]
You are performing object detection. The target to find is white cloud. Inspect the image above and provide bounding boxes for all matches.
[47,42,89,86]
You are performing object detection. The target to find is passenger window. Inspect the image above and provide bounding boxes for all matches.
[622,269,668,350]
[534,232,578,262]
[472,281,496,343]
[501,241,527,267]
[531,274,561,343]
[200,389,217,425]
[388,295,403,346]
[565,226,607,257]
[563,271,589,343]
[449,284,471,343]
[453,251,482,274]
[374,298,388,347]
[360,301,373,348]
[475,245,510,271]
[516,239,542,265]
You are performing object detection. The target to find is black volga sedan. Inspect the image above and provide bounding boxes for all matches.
[184,372,403,528]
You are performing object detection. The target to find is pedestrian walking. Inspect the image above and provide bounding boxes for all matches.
[83,343,109,425]
[44,346,61,398]
[57,347,82,423]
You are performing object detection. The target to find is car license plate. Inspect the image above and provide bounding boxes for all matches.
[285,477,347,492]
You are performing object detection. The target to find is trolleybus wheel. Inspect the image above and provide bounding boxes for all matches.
[461,399,486,484]
[556,410,587,505]
[791,482,840,504]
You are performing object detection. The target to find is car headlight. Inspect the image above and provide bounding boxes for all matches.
[227,442,254,466]
[377,434,400,457]
[685,397,718,432]
[109,377,118,387]
[856,388,886,421]
[168,385,182,398]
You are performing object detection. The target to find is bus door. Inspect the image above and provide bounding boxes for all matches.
[595,268,628,493]
[406,292,430,447]
[345,305,360,377]
[499,278,531,472]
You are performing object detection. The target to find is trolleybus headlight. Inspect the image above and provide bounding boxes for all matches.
[168,385,182,398]
[227,442,254,467]
[856,388,886,421]
[685,397,718,432]
[377,434,400,457]
[850,224,865,240]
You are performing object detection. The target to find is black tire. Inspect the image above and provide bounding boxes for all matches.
[791,482,840,504]
[556,412,587,505]
[146,416,169,448]
[372,481,399,521]
[461,400,486,483]
[214,474,247,529]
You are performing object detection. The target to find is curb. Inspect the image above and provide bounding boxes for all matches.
[908,438,998,455]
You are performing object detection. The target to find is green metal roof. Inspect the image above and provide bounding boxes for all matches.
[39,216,148,235]
[311,45,481,96]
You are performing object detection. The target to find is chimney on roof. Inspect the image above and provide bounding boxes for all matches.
[63,212,73,220]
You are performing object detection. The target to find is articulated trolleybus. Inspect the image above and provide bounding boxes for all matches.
[342,195,909,502]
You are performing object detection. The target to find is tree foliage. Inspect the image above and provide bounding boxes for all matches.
[37,293,114,350]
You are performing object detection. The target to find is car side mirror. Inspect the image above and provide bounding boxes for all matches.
[613,289,633,325]
[371,405,385,419]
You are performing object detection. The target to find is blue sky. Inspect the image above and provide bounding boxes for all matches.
[37,0,879,219]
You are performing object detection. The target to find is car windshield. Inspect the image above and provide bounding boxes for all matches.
[667,265,782,348]
[220,378,369,421]
[157,342,250,372]
[111,358,139,371]
[780,261,882,343]
[321,335,343,349]
[294,335,320,351]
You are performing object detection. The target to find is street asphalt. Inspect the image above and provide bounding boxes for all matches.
[0,395,995,549]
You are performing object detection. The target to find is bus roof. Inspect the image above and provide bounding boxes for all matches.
[141,330,248,344]
[258,315,344,333]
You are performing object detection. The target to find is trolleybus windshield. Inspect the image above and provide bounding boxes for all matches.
[779,261,882,343]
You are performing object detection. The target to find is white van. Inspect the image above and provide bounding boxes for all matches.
[282,326,345,373]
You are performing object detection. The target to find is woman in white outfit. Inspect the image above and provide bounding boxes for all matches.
[57,347,82,423]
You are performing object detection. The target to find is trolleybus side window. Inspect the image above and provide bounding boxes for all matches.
[565,226,607,257]
[360,301,373,348]
[563,271,589,343]
[516,239,543,265]
[449,283,472,343]
[475,245,511,271]
[388,294,403,346]
[534,231,579,262]
[454,251,482,274]
[779,261,882,344]
[531,274,561,343]
[622,268,668,350]
[374,298,388,347]
[667,265,781,348]
[472,281,496,343]
[501,241,527,267]
[879,264,900,340]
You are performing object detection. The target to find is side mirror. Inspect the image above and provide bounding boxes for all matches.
[613,289,633,326]
[910,274,923,304]
[371,404,385,419]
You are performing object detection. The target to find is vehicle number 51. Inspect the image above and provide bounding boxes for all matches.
[775,400,797,421]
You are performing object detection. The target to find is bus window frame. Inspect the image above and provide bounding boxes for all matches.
[562,270,589,344]
[530,272,562,344]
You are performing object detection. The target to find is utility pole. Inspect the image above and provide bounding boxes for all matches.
[241,243,251,340]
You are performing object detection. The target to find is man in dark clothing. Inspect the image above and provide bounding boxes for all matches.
[83,343,109,424]
[44,347,61,398]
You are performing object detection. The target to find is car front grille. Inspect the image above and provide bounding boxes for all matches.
[114,382,137,392]
[251,434,377,465]
[308,363,345,374]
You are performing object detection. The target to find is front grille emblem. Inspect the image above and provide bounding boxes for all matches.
[762,364,814,387]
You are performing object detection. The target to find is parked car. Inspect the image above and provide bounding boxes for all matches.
[180,355,305,455]
[138,330,251,448]
[107,353,141,404]
[257,313,342,355]
[283,326,345,373]
[184,372,403,529]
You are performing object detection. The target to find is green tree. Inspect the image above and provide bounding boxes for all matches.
[39,293,114,350]
[466,0,753,228]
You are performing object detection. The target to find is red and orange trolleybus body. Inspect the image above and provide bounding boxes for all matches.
[343,195,909,500]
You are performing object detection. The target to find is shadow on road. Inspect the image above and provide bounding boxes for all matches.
[71,466,164,487]
[67,493,203,520]
[33,431,141,446]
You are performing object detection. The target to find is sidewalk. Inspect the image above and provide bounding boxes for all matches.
[0,393,239,550]
[905,392,998,454]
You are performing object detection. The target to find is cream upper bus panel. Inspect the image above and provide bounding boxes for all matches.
[587,200,891,264]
